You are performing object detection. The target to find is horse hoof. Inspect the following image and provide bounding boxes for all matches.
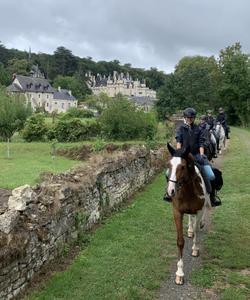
[175,275,184,285]
[192,249,199,257]
[187,231,193,238]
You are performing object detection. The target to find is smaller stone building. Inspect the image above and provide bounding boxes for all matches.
[7,71,77,113]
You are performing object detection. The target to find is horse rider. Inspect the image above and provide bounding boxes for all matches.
[199,115,216,160]
[206,110,215,130]
[164,107,221,206]
[216,107,230,139]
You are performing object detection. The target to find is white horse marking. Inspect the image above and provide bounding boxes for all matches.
[168,157,181,197]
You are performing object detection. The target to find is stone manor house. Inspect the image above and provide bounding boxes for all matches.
[87,71,157,111]
[7,66,77,113]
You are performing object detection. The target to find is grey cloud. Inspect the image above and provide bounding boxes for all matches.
[1,0,250,73]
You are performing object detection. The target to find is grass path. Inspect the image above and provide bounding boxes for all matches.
[25,173,177,300]
[191,127,250,299]
[25,127,250,300]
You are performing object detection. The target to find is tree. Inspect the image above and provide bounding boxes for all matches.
[52,46,77,78]
[53,75,91,100]
[155,73,182,120]
[218,43,250,126]
[85,93,112,114]
[0,63,11,86]
[145,67,166,90]
[7,58,29,76]
[99,95,157,140]
[174,55,219,112]
[0,89,32,157]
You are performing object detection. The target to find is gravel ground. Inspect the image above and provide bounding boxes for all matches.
[156,154,224,300]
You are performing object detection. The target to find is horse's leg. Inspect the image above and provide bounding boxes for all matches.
[192,210,203,257]
[219,139,222,154]
[173,208,184,285]
[187,214,194,238]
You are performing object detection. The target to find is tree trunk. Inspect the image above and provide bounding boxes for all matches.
[7,138,10,159]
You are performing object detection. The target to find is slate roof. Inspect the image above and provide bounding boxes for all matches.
[53,89,76,101]
[7,75,55,93]
[129,96,156,106]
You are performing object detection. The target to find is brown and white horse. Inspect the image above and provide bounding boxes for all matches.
[166,143,210,285]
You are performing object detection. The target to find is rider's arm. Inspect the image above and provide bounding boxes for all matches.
[199,146,205,155]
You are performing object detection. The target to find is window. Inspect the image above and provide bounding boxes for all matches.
[62,103,64,109]
[38,94,40,98]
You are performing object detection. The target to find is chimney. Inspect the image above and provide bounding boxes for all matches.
[68,90,72,96]
[58,86,61,92]
[12,73,16,81]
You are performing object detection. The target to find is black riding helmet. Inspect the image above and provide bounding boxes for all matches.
[183,107,196,118]
[200,115,207,121]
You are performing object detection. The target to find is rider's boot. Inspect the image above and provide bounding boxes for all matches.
[210,189,222,207]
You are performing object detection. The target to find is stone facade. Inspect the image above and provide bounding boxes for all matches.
[7,69,78,113]
[87,71,157,111]
[0,146,167,299]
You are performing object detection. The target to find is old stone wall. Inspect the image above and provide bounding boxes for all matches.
[0,146,167,299]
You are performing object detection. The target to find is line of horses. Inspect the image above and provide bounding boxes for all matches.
[166,122,227,285]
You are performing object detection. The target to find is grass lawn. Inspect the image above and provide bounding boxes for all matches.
[25,171,177,300]
[191,127,250,299]
[0,142,81,189]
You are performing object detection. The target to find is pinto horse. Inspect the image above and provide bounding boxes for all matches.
[215,123,226,154]
[166,143,210,285]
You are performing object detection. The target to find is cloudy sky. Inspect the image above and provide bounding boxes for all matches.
[0,0,249,73]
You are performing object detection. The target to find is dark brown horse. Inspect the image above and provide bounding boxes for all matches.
[166,143,210,285]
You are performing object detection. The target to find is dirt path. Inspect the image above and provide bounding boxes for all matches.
[156,152,225,300]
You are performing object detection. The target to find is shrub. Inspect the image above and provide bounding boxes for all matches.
[99,98,157,140]
[22,113,47,142]
[51,118,101,142]
[65,107,94,118]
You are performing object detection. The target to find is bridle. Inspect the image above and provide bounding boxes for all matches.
[167,174,188,191]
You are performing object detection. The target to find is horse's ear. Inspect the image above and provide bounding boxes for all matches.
[167,142,176,156]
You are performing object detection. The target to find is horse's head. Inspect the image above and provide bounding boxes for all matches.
[166,143,195,198]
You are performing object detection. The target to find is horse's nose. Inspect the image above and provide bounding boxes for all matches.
[170,189,175,196]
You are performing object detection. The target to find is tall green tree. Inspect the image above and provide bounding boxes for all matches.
[218,42,250,126]
[7,58,29,76]
[0,89,32,157]
[0,63,11,86]
[52,46,77,78]
[174,55,219,112]
[53,75,91,101]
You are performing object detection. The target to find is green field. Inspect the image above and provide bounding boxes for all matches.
[0,142,81,189]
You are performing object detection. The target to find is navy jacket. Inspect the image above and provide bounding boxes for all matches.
[206,116,215,130]
[216,113,227,125]
[175,123,206,155]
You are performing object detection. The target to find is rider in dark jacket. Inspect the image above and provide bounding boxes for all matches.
[206,110,215,130]
[164,108,221,206]
[216,107,230,139]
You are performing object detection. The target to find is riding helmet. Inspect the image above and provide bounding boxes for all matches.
[200,115,207,121]
[183,107,196,118]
